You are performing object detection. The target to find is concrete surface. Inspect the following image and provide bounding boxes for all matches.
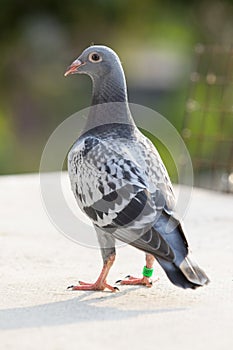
[0,173,232,350]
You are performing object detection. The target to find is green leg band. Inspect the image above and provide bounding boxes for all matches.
[142,266,154,278]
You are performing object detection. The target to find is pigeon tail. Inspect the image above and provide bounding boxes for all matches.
[157,254,210,289]
[152,213,210,289]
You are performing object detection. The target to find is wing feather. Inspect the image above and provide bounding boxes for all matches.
[68,129,176,239]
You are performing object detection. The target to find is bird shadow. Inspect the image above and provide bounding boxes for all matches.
[0,287,186,330]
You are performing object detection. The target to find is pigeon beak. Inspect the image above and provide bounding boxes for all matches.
[64,59,85,76]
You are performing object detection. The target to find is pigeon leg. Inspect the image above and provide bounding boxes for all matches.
[67,254,118,292]
[117,254,157,288]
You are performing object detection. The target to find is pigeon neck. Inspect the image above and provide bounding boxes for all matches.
[83,68,135,132]
[91,68,128,105]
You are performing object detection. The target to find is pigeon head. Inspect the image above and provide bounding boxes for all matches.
[64,45,122,79]
[65,45,128,105]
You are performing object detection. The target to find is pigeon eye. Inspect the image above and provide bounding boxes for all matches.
[89,52,102,63]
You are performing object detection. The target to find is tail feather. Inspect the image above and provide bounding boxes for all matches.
[179,255,210,286]
[150,211,210,289]
[157,255,210,289]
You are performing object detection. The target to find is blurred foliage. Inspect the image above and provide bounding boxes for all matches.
[0,0,233,180]
[182,44,233,191]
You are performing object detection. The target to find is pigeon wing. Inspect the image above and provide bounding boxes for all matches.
[69,135,155,228]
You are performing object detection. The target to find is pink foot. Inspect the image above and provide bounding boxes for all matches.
[67,254,117,292]
[116,275,159,288]
[67,280,118,292]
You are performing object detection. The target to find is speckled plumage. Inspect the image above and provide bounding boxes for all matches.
[68,123,174,231]
[66,45,209,289]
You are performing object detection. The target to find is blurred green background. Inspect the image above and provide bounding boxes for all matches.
[0,0,232,190]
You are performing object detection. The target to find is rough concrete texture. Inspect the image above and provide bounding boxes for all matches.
[0,173,232,350]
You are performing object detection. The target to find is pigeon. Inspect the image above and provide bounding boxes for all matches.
[64,45,209,291]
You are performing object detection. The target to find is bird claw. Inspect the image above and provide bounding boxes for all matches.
[67,285,74,290]
[115,279,122,284]
[115,275,131,284]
